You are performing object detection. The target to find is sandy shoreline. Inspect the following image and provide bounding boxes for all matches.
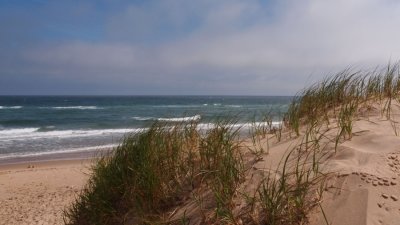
[0,159,91,225]
[0,148,110,166]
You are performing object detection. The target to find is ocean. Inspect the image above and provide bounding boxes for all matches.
[0,96,292,161]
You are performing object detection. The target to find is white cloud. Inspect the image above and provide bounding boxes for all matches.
[163,0,400,69]
[8,0,400,94]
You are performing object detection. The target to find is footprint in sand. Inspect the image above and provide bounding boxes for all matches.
[351,172,397,187]
[387,153,400,174]
[378,194,398,212]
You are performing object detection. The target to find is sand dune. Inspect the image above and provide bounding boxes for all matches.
[308,107,400,225]
[223,101,400,225]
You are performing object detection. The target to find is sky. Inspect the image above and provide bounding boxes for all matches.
[1,0,400,95]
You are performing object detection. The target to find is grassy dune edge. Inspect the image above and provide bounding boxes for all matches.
[64,64,400,225]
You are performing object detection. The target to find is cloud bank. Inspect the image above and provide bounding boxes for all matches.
[1,0,400,95]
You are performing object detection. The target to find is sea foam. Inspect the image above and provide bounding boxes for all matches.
[132,115,202,122]
[0,106,23,109]
[132,116,155,121]
[51,106,100,110]
[0,128,145,141]
[157,115,201,122]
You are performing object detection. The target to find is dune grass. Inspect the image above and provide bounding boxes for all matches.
[242,63,400,225]
[64,122,200,224]
[64,116,327,225]
[249,112,274,157]
[246,112,330,225]
[284,63,400,136]
[64,120,245,225]
[257,149,327,225]
[199,120,244,223]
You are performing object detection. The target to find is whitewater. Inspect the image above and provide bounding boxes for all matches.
[0,96,291,161]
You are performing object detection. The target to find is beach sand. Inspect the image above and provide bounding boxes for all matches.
[250,103,400,225]
[0,159,90,225]
[170,101,400,225]
[309,108,400,225]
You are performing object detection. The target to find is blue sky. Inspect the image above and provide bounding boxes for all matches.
[1,0,400,95]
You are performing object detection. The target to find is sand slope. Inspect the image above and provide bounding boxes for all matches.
[221,102,400,225]
[310,109,400,225]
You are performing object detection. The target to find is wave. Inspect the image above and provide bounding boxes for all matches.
[132,116,155,121]
[153,105,205,108]
[0,128,39,135]
[0,120,282,144]
[0,121,284,160]
[132,115,202,122]
[157,115,201,122]
[0,127,145,141]
[0,106,23,109]
[153,104,244,108]
[37,126,56,132]
[51,106,100,110]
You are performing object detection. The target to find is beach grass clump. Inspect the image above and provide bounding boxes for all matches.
[256,121,329,225]
[64,121,201,224]
[258,155,325,225]
[284,63,400,135]
[249,112,274,156]
[236,122,328,225]
[337,101,357,140]
[64,119,245,225]
[199,120,244,222]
